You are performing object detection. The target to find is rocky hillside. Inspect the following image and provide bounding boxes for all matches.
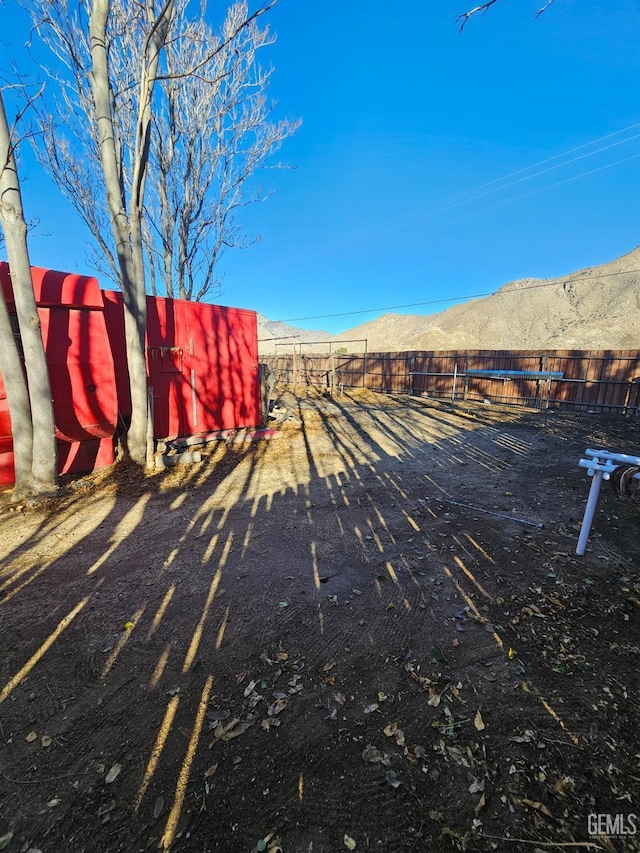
[257,315,334,352]
[258,248,640,353]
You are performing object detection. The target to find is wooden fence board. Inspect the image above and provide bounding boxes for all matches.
[262,349,640,415]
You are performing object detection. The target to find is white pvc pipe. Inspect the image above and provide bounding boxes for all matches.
[584,448,640,465]
[575,450,640,555]
[576,469,604,556]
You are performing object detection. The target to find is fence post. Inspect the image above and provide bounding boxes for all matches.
[463,356,470,401]
[538,354,548,408]
[329,351,335,398]
[292,341,297,392]
[363,343,368,390]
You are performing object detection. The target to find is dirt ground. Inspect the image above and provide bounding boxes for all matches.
[0,389,638,853]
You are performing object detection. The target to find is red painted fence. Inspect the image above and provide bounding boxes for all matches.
[0,265,261,487]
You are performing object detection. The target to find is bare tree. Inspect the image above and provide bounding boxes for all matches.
[457,0,556,31]
[24,0,176,463]
[147,1,300,301]
[27,0,280,465]
[0,88,57,496]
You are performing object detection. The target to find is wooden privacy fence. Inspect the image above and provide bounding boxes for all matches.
[262,349,640,415]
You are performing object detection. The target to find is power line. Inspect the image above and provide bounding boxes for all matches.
[444,152,640,225]
[278,268,639,323]
[254,123,640,272]
[391,133,640,227]
[407,123,640,217]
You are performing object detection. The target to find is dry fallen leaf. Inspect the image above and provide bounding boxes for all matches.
[405,744,426,765]
[385,770,401,788]
[427,691,441,708]
[362,744,391,766]
[104,764,122,785]
[474,711,486,731]
[469,777,484,794]
[153,795,164,819]
[105,764,121,784]
[97,800,115,817]
[210,717,240,745]
[267,697,289,717]
[553,775,573,796]
[222,719,255,740]
[243,679,258,698]
[522,798,553,818]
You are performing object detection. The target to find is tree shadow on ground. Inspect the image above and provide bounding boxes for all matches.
[0,391,638,852]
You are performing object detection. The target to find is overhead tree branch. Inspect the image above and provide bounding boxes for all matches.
[457,0,556,32]
[153,0,278,82]
[456,0,502,33]
[534,0,556,19]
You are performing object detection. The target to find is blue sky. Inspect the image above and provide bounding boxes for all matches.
[2,0,639,334]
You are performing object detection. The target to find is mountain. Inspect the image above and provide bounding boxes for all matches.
[257,315,336,353]
[257,248,640,354]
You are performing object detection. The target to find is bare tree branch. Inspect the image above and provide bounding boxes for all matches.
[153,0,278,83]
[457,0,556,31]
[534,0,556,20]
[0,84,45,171]
[456,0,502,33]
[145,0,300,300]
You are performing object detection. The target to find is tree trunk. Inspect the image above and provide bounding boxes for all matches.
[0,90,58,494]
[89,0,150,464]
[123,228,149,465]
[126,0,176,463]
[88,0,176,466]
[0,286,33,494]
